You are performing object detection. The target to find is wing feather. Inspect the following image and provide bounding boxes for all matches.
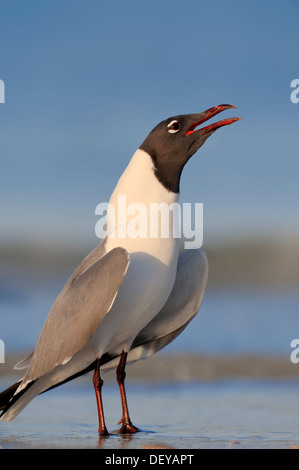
[22,246,130,383]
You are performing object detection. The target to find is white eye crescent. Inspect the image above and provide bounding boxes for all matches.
[167,120,181,134]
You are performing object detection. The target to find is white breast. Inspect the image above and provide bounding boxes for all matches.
[105,148,180,261]
[90,149,181,356]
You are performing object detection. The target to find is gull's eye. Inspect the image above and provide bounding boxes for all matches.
[167,120,181,134]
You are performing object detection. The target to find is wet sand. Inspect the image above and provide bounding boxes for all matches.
[1,353,298,449]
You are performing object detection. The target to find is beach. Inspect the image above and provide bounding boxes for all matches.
[1,353,299,449]
[1,244,299,449]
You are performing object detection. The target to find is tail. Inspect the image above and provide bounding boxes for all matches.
[0,381,21,411]
[0,380,38,422]
[0,354,116,422]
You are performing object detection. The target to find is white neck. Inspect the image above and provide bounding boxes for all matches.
[110,148,177,204]
[104,149,180,261]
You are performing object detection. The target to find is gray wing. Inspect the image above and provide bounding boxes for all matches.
[14,238,109,371]
[101,247,208,370]
[21,243,130,383]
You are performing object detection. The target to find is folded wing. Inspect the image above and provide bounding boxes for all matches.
[20,245,130,385]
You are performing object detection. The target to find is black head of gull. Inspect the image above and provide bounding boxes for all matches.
[140,104,240,193]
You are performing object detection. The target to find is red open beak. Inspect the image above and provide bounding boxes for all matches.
[186,104,241,136]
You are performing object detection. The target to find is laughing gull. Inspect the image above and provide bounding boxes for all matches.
[0,105,240,434]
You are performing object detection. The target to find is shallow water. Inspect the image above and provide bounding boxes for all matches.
[1,379,299,449]
[1,277,298,356]
[1,277,299,449]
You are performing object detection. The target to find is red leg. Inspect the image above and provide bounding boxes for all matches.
[116,351,139,434]
[93,359,109,436]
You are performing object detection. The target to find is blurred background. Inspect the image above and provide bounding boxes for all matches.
[0,1,299,384]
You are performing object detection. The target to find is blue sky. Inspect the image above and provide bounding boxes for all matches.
[0,0,298,247]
